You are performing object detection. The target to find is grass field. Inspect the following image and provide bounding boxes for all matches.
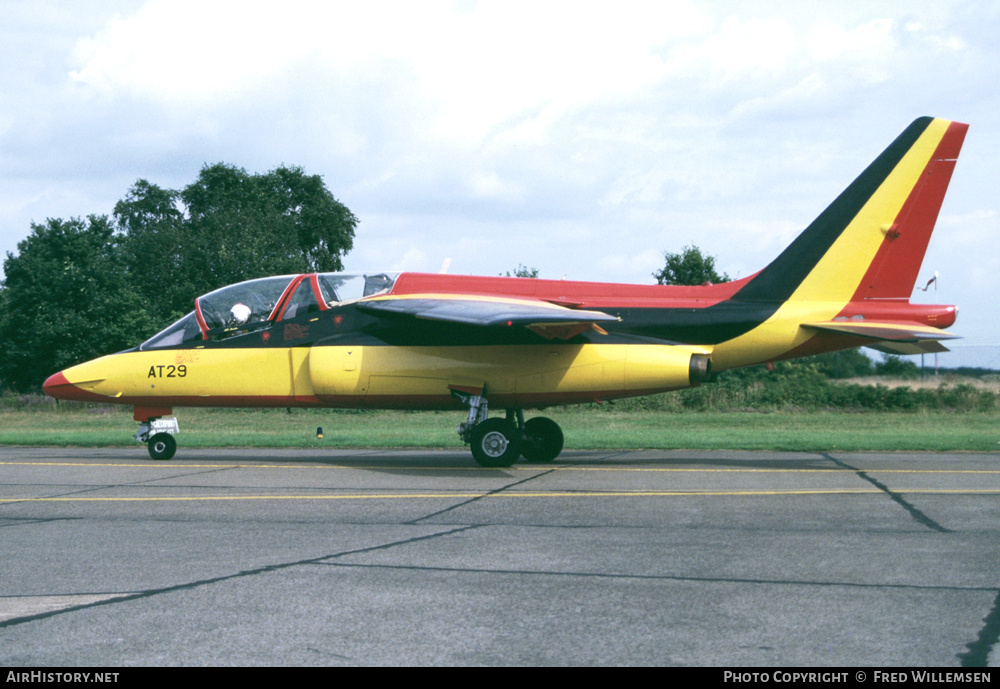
[1,404,998,453]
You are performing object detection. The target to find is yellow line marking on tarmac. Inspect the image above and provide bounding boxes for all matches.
[2,461,999,475]
[4,488,1000,503]
[558,468,1000,474]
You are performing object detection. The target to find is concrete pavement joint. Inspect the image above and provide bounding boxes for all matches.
[0,523,478,629]
[821,453,952,533]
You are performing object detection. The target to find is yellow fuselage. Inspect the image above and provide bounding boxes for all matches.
[53,341,715,410]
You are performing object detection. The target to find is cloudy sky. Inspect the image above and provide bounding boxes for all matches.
[3,0,998,366]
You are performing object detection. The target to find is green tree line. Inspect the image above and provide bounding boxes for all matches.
[608,358,998,413]
[0,164,357,391]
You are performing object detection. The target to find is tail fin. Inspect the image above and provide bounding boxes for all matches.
[734,117,968,303]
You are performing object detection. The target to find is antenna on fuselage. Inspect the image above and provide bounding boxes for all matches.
[439,258,452,274]
[918,271,939,292]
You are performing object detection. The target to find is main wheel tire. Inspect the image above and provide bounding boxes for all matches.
[148,433,177,461]
[470,418,521,468]
[521,417,564,463]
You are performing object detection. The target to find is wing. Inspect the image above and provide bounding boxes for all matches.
[802,320,957,354]
[357,294,619,340]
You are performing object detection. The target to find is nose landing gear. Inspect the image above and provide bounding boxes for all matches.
[133,407,179,460]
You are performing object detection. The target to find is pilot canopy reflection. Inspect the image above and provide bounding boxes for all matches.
[141,273,397,350]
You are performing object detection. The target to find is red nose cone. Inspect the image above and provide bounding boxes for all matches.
[43,371,71,397]
[42,371,95,402]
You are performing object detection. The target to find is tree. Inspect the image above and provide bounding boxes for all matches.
[179,164,356,281]
[0,283,8,387]
[875,353,920,379]
[1,163,358,391]
[115,164,358,324]
[0,217,158,391]
[0,164,358,390]
[654,245,729,286]
[503,264,539,278]
[114,180,191,324]
[812,349,875,379]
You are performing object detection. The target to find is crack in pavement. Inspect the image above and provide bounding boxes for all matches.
[821,453,952,533]
[405,468,558,524]
[0,524,478,629]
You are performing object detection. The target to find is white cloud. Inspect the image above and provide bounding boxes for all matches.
[72,3,281,101]
[806,18,896,65]
[67,0,715,142]
[701,16,798,78]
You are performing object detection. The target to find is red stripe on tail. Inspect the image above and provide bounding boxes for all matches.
[852,121,968,301]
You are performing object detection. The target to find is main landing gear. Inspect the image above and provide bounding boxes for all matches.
[453,388,564,468]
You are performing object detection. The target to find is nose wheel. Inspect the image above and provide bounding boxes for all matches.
[147,433,177,460]
[135,415,180,460]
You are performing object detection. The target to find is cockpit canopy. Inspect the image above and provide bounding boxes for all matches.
[141,273,397,350]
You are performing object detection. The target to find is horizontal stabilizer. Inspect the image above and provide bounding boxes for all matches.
[358,294,619,339]
[804,320,956,356]
[866,340,950,355]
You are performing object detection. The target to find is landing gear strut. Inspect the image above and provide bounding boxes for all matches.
[452,387,564,467]
[134,409,180,461]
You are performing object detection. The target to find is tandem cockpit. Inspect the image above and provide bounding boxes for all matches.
[141,273,398,350]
